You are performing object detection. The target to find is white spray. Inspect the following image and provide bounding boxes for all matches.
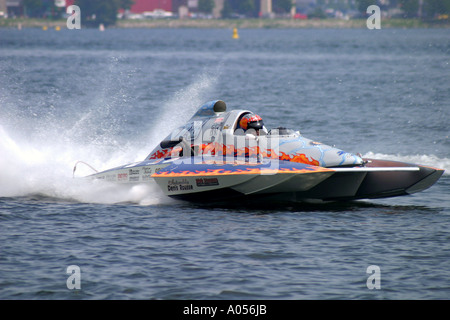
[0,70,220,204]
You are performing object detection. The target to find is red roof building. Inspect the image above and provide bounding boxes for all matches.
[129,0,172,13]
[64,0,172,13]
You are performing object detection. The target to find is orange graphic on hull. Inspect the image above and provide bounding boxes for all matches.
[149,143,320,166]
[279,152,320,166]
[153,165,331,178]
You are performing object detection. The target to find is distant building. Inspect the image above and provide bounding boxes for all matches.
[65,0,174,16]
[172,0,223,17]
[260,0,272,17]
[5,0,59,17]
[129,0,172,13]
[172,0,190,15]
[5,0,22,17]
[0,0,7,16]
[212,0,223,18]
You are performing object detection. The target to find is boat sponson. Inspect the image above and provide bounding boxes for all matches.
[353,159,444,199]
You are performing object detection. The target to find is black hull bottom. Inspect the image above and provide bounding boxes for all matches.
[170,159,444,204]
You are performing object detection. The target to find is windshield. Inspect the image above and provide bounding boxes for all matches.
[268,127,297,136]
[165,121,204,142]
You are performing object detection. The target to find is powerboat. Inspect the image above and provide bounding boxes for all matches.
[79,100,444,203]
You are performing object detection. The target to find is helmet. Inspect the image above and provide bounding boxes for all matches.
[239,114,264,131]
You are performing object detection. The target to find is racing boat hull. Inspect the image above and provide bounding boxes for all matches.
[88,156,443,203]
[149,157,444,203]
[81,100,444,204]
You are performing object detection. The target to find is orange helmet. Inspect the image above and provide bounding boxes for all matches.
[239,114,264,131]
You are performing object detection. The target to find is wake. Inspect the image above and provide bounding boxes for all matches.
[0,71,219,204]
[363,152,449,175]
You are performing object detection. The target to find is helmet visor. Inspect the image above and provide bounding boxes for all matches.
[247,120,264,130]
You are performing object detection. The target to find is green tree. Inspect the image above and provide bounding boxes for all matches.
[399,0,419,18]
[273,0,293,13]
[237,0,255,15]
[23,0,44,17]
[356,0,375,13]
[119,0,135,10]
[74,0,122,27]
[198,0,215,13]
[308,7,326,19]
[221,0,233,18]
[228,0,256,16]
[423,0,450,18]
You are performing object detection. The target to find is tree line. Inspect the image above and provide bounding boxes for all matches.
[19,0,450,27]
[356,0,450,19]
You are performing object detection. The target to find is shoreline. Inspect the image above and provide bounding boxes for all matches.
[1,17,449,29]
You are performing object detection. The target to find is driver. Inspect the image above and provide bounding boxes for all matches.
[238,113,265,136]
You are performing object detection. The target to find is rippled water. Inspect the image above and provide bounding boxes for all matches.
[0,27,449,300]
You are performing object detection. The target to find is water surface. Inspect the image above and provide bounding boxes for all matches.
[0,27,449,299]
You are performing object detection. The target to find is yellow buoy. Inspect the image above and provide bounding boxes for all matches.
[42,25,48,31]
[232,27,239,39]
[55,26,61,31]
